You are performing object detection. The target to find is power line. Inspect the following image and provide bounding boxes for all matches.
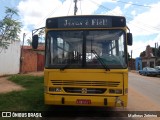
[79,0,82,15]
[89,0,113,14]
[24,0,65,36]
[112,0,152,8]
[90,0,159,47]
[34,3,64,29]
[89,0,160,32]
[67,0,73,15]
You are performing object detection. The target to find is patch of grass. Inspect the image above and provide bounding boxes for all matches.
[0,75,48,111]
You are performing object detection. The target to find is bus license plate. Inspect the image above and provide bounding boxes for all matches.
[76,99,91,104]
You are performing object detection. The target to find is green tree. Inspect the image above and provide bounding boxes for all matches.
[128,52,131,61]
[158,46,160,57]
[0,7,22,52]
[152,47,160,57]
[38,28,45,44]
[140,51,146,57]
[27,38,32,46]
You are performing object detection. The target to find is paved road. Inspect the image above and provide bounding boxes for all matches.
[128,72,160,110]
[44,72,160,120]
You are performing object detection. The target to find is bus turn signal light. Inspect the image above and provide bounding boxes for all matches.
[109,89,122,94]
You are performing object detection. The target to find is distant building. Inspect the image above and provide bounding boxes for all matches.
[135,57,142,71]
[141,45,156,68]
[20,45,45,73]
[128,59,135,70]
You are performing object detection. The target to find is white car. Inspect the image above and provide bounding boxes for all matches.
[155,66,160,70]
[155,66,160,75]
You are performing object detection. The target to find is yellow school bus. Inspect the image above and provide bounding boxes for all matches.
[33,15,132,107]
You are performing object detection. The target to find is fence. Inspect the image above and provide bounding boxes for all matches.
[0,41,20,76]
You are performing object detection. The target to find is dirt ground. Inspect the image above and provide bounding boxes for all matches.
[0,72,44,94]
[21,71,44,76]
[0,77,25,94]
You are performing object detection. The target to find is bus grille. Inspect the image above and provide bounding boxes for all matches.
[51,80,120,87]
[63,87,106,94]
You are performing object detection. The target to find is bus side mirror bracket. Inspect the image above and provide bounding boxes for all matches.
[32,35,38,49]
[127,33,133,46]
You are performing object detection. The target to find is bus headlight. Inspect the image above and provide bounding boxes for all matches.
[109,89,122,94]
[49,87,62,92]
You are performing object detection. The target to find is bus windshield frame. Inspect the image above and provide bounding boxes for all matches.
[45,29,127,69]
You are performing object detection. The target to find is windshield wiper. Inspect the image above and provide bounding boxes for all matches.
[60,62,71,71]
[60,50,110,71]
[91,50,110,71]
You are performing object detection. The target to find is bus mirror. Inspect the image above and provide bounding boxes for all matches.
[32,35,38,49]
[127,33,132,46]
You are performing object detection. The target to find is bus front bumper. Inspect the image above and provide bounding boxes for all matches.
[45,93,127,107]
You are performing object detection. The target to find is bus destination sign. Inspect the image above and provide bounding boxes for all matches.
[46,16,126,28]
[59,17,112,28]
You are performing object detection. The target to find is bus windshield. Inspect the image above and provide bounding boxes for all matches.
[45,29,127,69]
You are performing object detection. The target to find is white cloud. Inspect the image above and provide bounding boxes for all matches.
[17,0,160,56]
[18,0,114,30]
[18,0,118,27]
[104,6,123,16]
[17,0,117,40]
[124,2,132,9]
[18,0,62,28]
[128,2,160,36]
[127,2,160,58]
[128,41,145,58]
[19,26,33,45]
[17,0,63,41]
[131,10,136,16]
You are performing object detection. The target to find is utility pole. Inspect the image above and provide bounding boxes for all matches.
[20,33,25,73]
[155,42,157,57]
[74,0,78,15]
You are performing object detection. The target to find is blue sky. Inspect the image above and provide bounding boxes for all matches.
[0,0,160,58]
[0,0,20,17]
